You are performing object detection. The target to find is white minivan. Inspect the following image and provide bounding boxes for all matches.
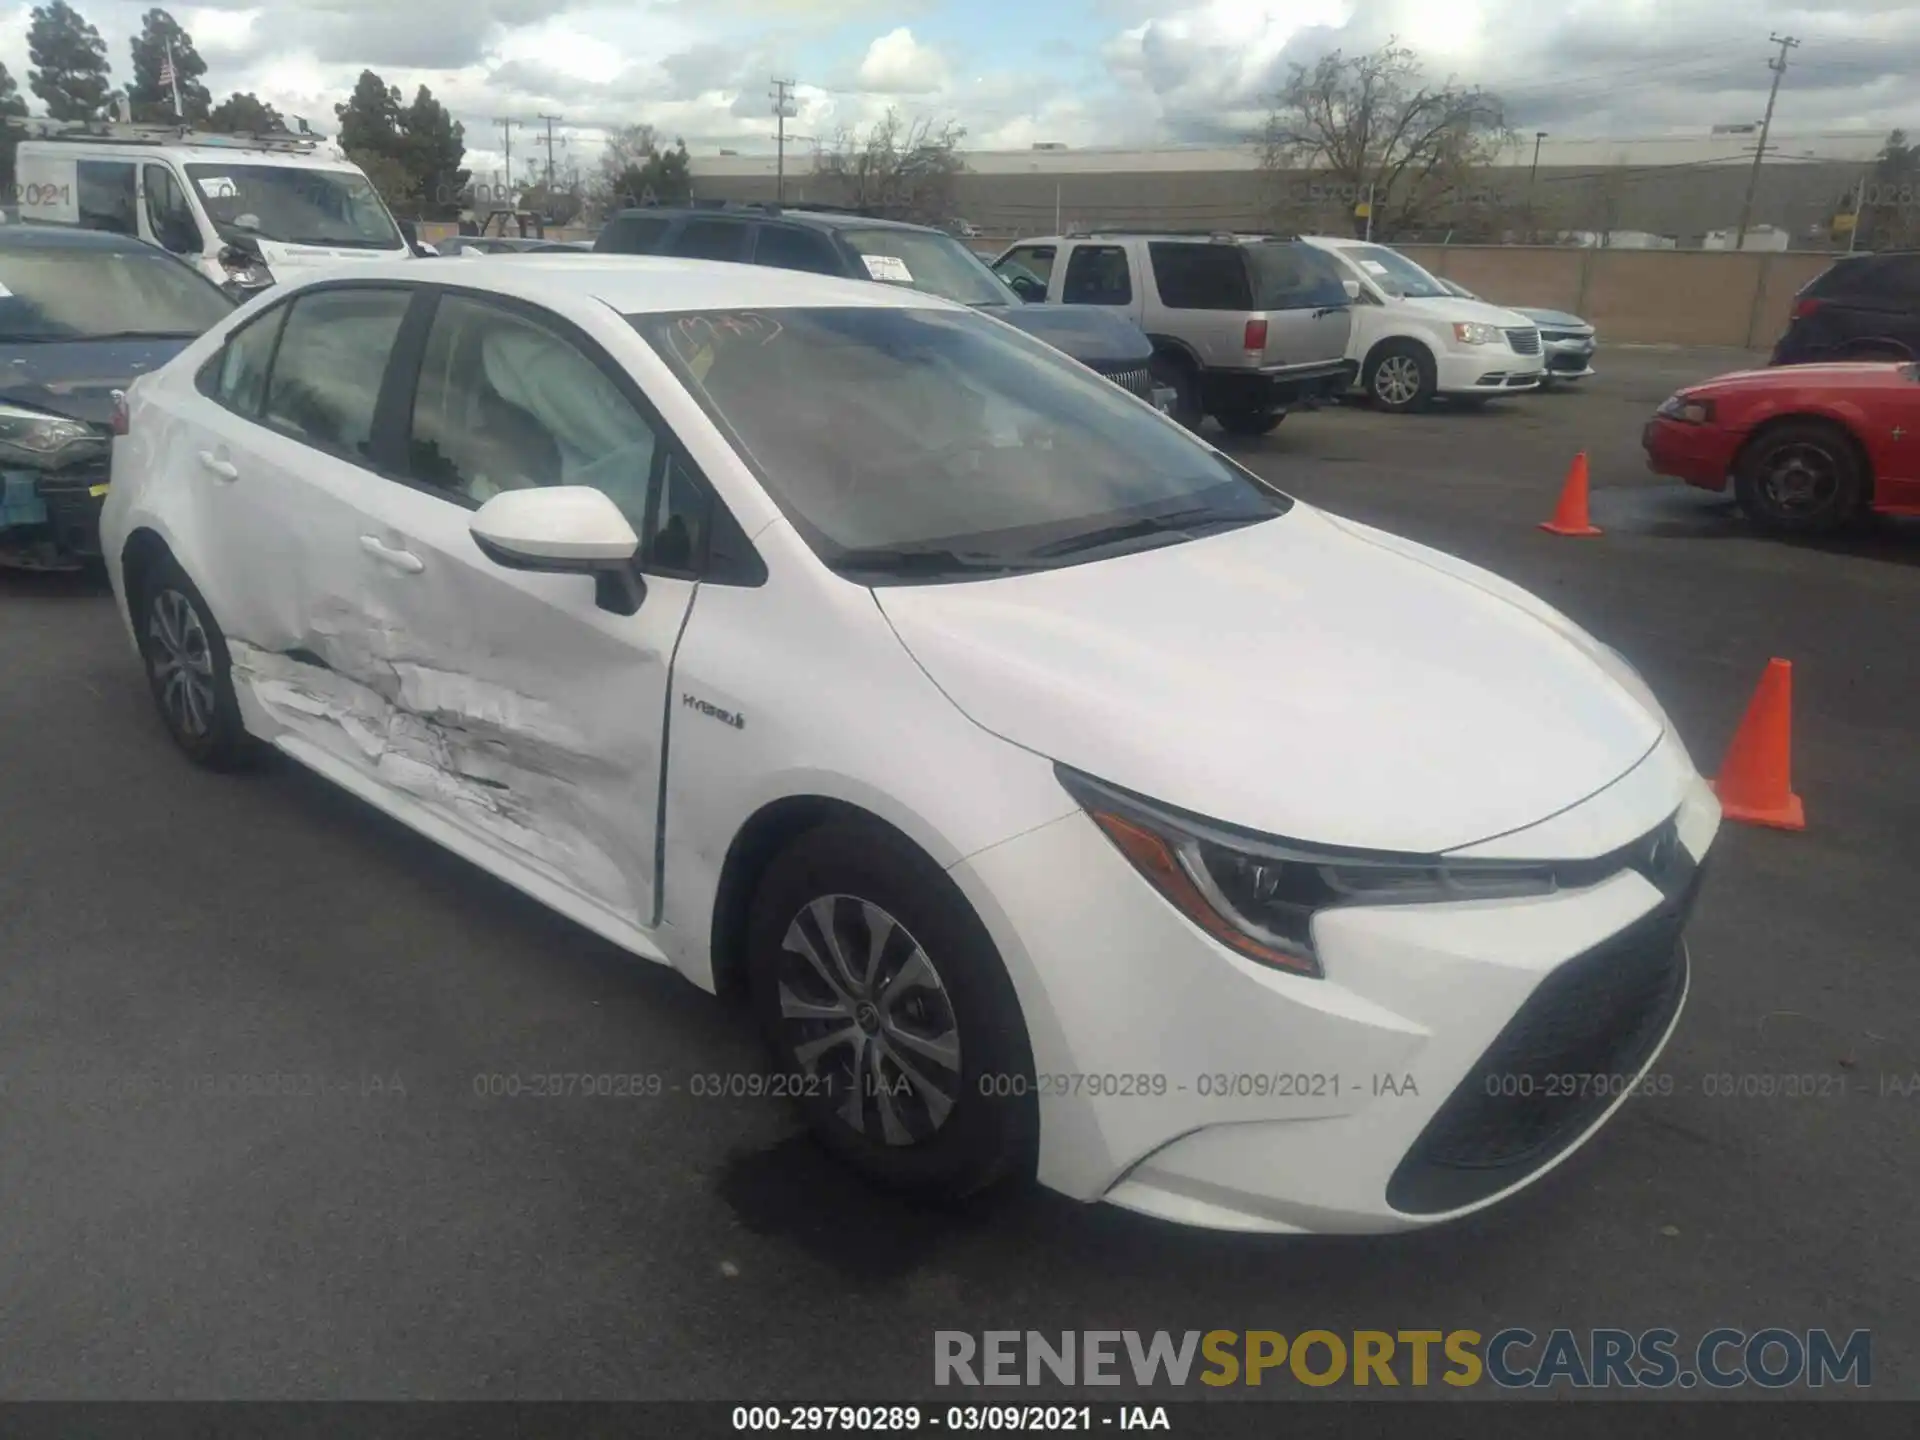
[14,125,417,297]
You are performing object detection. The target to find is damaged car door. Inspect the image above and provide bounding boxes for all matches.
[320,288,698,943]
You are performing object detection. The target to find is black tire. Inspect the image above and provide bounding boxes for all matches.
[1734,421,1869,536]
[1150,351,1203,431]
[134,554,253,769]
[747,818,1037,1200]
[1215,407,1285,436]
[1363,339,1437,413]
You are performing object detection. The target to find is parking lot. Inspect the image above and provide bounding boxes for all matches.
[2,345,1915,1400]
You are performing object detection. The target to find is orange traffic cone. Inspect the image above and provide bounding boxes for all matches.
[1540,453,1603,536]
[1709,658,1805,831]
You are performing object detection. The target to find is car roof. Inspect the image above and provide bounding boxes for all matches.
[0,224,160,254]
[287,253,968,314]
[611,205,936,235]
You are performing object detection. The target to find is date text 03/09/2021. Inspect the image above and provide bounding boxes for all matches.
[731,1406,1168,1432]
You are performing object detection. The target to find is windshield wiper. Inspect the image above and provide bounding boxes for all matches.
[833,546,1043,579]
[71,329,202,342]
[1026,506,1258,559]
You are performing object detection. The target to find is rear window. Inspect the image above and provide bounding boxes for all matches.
[1246,242,1350,310]
[1806,253,1920,302]
[1149,242,1252,310]
[596,214,672,253]
[0,245,233,341]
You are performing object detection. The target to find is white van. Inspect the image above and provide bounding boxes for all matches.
[13,123,417,295]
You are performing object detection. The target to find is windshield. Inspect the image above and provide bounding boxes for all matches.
[185,164,403,249]
[632,306,1289,580]
[0,247,233,341]
[837,227,1013,308]
[1339,244,1450,299]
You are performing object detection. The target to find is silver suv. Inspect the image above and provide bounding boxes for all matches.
[991,232,1357,435]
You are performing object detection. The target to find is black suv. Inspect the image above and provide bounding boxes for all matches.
[1771,250,1920,366]
[594,203,1164,406]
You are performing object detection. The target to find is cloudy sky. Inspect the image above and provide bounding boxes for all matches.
[2,0,1916,182]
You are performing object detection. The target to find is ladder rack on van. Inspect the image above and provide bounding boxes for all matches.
[8,119,327,154]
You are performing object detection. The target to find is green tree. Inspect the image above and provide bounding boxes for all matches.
[207,91,283,134]
[0,63,31,189]
[334,69,403,159]
[398,85,467,219]
[128,9,210,123]
[28,1,113,121]
[347,146,418,214]
[1855,130,1919,250]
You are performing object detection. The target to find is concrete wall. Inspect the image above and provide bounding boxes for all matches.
[1395,245,1834,348]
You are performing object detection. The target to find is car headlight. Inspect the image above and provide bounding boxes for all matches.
[1056,766,1559,978]
[1452,322,1502,345]
[0,403,107,469]
[1656,393,1714,424]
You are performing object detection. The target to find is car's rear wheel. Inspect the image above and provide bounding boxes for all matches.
[1364,340,1436,413]
[1214,407,1285,436]
[136,556,252,769]
[1734,421,1869,536]
[748,819,1037,1200]
[1149,351,1203,431]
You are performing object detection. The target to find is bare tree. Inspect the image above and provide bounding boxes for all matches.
[812,109,966,225]
[1260,40,1508,239]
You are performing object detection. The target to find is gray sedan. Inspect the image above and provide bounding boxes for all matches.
[1440,281,1596,385]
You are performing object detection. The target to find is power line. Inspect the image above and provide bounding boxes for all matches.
[1735,33,1800,249]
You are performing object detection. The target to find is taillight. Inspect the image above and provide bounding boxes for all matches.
[110,389,129,436]
[1792,296,1823,320]
[1244,318,1268,351]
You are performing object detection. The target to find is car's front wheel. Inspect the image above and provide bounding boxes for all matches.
[136,556,252,768]
[1734,421,1869,536]
[1364,340,1436,412]
[748,819,1037,1200]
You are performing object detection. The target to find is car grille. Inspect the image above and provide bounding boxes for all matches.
[1385,854,1703,1216]
[1540,330,1589,344]
[1549,353,1592,373]
[1093,363,1155,399]
[1505,327,1542,355]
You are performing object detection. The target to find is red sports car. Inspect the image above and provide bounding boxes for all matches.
[1642,361,1920,534]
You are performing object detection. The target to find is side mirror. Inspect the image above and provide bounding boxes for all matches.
[469,486,647,616]
[1342,278,1361,301]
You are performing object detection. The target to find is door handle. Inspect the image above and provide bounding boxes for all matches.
[198,451,238,481]
[359,535,425,573]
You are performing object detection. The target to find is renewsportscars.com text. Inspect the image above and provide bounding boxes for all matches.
[934,1328,1871,1390]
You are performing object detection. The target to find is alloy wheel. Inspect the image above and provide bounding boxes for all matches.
[1374,355,1421,406]
[1761,442,1839,515]
[148,588,217,739]
[777,894,963,1146]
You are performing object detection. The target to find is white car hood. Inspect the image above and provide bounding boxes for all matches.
[1399,294,1536,328]
[875,506,1663,854]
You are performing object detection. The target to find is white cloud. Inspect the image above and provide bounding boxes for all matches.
[856,28,948,95]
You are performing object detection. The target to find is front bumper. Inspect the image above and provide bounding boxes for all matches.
[1541,332,1598,379]
[1643,417,1735,491]
[0,466,108,564]
[1434,348,1545,395]
[950,729,1719,1233]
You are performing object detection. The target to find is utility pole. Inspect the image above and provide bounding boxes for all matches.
[494,117,522,194]
[1527,131,1547,242]
[536,114,563,190]
[1734,33,1799,251]
[770,78,797,204]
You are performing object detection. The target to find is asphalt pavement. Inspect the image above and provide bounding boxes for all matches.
[2,347,1915,1400]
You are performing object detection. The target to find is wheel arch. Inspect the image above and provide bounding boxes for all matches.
[706,793,957,1006]
[1361,331,1437,376]
[1145,333,1204,372]
[119,525,179,612]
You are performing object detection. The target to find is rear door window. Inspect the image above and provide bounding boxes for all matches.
[596,213,672,253]
[1148,242,1252,310]
[261,287,412,462]
[666,220,749,262]
[752,224,843,275]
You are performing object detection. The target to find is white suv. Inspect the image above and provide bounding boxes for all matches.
[100,255,1716,1233]
[1302,237,1546,411]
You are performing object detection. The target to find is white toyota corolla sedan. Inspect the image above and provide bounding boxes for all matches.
[100,256,1719,1234]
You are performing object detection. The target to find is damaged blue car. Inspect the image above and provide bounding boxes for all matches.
[0,225,233,570]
